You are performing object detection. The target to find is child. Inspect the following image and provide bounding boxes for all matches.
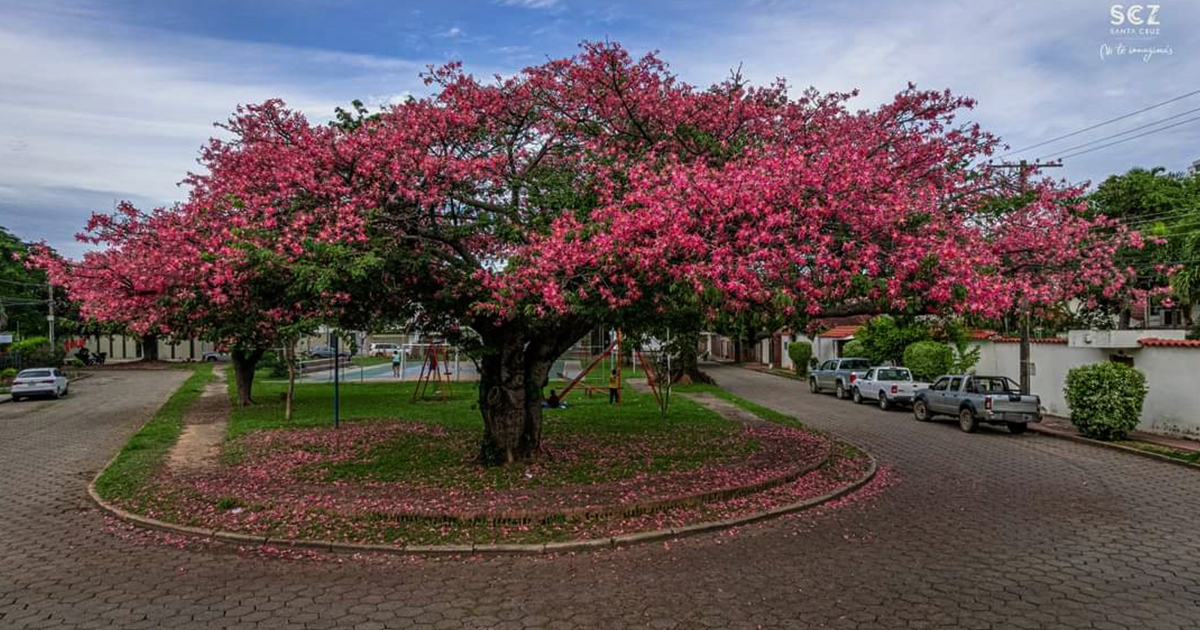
[608,369,619,403]
[544,389,562,409]
[391,350,401,377]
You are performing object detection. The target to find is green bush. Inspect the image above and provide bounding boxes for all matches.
[903,341,953,382]
[855,315,931,365]
[1064,362,1147,441]
[260,350,289,378]
[787,341,812,377]
[8,337,64,368]
[0,367,16,380]
[841,339,866,358]
[10,336,49,353]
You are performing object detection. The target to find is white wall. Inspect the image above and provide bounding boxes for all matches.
[972,339,1200,437]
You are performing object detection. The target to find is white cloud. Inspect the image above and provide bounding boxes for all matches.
[0,5,433,254]
[655,0,1200,185]
[500,0,562,9]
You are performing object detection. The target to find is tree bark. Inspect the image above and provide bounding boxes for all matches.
[231,347,265,407]
[140,334,159,362]
[284,344,297,421]
[475,321,587,465]
[669,329,714,385]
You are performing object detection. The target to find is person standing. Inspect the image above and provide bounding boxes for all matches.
[391,350,402,378]
[608,368,619,403]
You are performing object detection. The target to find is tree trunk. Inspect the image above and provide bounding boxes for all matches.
[140,334,159,362]
[670,329,714,385]
[231,347,264,407]
[284,344,297,421]
[475,321,587,465]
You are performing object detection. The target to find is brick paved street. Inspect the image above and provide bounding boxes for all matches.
[1,366,1199,629]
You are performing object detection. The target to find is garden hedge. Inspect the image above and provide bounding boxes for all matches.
[902,341,953,382]
[787,341,812,377]
[1064,362,1148,441]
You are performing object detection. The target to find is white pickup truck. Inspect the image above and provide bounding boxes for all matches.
[851,367,926,410]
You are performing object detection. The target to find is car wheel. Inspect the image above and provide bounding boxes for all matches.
[809,379,819,394]
[1007,422,1028,435]
[852,388,862,404]
[913,400,929,421]
[836,382,846,399]
[878,393,889,411]
[958,408,978,433]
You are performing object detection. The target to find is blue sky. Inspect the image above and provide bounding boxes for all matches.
[2,0,1199,257]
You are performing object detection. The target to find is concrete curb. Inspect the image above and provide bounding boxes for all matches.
[87,451,878,557]
[1027,425,1200,472]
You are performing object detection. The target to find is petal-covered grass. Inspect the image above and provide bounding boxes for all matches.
[111,374,869,546]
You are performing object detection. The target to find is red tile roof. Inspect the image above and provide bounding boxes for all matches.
[1138,337,1200,348]
[967,329,998,340]
[992,336,1068,344]
[818,325,860,339]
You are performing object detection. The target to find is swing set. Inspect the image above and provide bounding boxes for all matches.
[411,344,455,402]
[554,331,671,413]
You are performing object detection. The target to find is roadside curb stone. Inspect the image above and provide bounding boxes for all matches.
[86,448,878,556]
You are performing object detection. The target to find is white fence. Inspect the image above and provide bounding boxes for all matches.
[969,334,1200,437]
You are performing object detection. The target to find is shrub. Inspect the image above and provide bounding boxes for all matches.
[1064,362,1147,441]
[0,367,16,380]
[855,315,931,365]
[841,339,866,358]
[787,341,812,377]
[260,350,289,378]
[903,341,953,382]
[8,337,64,368]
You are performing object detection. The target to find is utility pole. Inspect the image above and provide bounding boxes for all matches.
[47,284,55,351]
[989,159,1062,395]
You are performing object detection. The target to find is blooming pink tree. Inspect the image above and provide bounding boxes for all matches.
[37,42,1142,463]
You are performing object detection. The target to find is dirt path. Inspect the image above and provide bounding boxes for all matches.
[167,368,229,470]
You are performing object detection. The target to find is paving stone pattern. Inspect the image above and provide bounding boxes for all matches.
[1,366,1199,629]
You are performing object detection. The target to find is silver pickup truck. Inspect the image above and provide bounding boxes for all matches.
[912,374,1042,434]
[809,357,872,399]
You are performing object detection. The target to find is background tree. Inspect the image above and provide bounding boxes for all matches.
[1090,167,1200,329]
[1,226,53,339]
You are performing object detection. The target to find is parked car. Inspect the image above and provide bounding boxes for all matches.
[202,351,229,362]
[809,357,872,399]
[10,368,69,401]
[369,343,401,357]
[851,366,927,410]
[912,374,1043,434]
[308,346,351,359]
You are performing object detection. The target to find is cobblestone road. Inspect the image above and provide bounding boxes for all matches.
[1,366,1198,629]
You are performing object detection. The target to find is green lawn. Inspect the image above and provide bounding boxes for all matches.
[1116,440,1200,464]
[225,374,751,489]
[94,363,214,501]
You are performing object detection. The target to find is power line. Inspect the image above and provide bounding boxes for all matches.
[1056,114,1200,160]
[1037,104,1200,161]
[995,88,1200,158]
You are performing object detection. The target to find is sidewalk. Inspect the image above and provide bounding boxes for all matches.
[730,361,1200,461]
[1033,415,1200,455]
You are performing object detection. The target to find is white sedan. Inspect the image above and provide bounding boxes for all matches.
[10,368,70,401]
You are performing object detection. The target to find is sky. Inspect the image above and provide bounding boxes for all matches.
[1,0,1198,257]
